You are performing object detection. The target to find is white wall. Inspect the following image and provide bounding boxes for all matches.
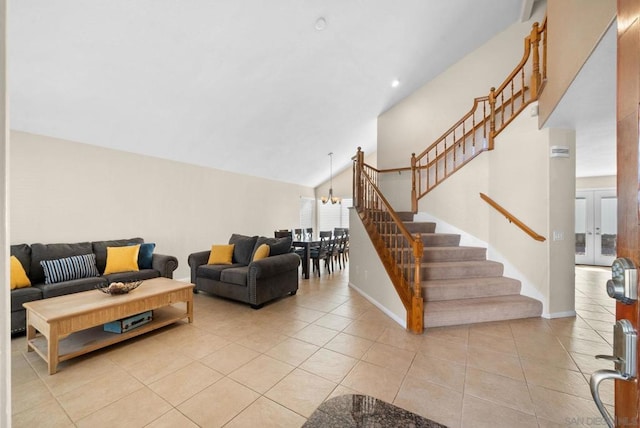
[1,1,10,424]
[10,131,315,280]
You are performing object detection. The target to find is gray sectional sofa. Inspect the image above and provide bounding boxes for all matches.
[10,237,178,334]
[188,234,300,309]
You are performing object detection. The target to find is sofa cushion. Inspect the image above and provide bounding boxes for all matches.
[220,266,249,286]
[104,245,140,275]
[197,263,243,281]
[208,244,234,265]
[10,244,31,278]
[30,242,94,285]
[40,253,101,285]
[36,276,107,298]
[10,256,31,289]
[10,286,42,312]
[103,269,160,283]
[92,238,144,274]
[229,234,258,265]
[254,236,292,258]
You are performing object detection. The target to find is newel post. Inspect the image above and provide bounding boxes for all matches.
[411,153,417,213]
[354,147,363,210]
[408,234,424,334]
[530,22,541,99]
[488,87,496,150]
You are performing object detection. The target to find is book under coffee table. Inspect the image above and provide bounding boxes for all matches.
[23,277,194,375]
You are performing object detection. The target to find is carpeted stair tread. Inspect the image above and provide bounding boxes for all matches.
[424,295,542,328]
[422,246,486,262]
[396,211,415,222]
[404,222,437,234]
[421,260,504,280]
[422,276,521,301]
[421,233,461,247]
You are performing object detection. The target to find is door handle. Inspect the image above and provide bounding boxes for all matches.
[590,370,628,428]
[590,319,637,428]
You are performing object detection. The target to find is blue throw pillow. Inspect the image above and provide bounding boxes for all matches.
[128,242,155,269]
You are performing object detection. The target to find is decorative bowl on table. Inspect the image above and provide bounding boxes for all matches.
[97,281,143,295]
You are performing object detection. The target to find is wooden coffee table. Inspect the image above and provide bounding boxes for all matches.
[23,277,194,374]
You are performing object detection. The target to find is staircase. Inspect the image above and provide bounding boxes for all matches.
[397,212,542,328]
[351,17,547,333]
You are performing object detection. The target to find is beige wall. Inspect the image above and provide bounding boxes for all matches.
[547,128,576,315]
[538,0,616,126]
[348,208,405,325]
[377,4,547,171]
[10,131,315,280]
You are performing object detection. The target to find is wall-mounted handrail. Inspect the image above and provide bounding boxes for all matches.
[480,193,546,242]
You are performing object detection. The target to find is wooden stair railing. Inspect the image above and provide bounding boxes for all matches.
[410,18,547,211]
[353,147,424,334]
[480,193,546,242]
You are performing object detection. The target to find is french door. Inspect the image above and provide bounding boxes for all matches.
[575,189,617,266]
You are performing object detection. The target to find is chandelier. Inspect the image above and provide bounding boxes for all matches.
[321,152,341,204]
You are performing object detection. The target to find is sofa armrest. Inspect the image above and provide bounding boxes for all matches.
[152,253,179,279]
[188,251,210,283]
[249,253,300,280]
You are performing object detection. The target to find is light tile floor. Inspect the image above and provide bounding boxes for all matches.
[11,265,616,427]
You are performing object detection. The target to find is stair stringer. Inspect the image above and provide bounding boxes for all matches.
[413,211,549,317]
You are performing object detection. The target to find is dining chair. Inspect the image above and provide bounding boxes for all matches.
[310,235,330,276]
[305,228,313,240]
[326,238,340,272]
[274,230,292,239]
[334,235,346,269]
[319,230,332,240]
[294,228,303,241]
[339,234,349,266]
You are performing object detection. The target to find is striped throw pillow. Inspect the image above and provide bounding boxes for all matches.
[40,254,100,285]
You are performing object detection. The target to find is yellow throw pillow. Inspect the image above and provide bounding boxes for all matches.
[252,243,270,261]
[10,256,31,290]
[104,245,140,275]
[208,244,235,265]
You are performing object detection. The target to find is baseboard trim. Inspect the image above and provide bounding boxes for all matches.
[348,281,406,328]
[543,310,577,319]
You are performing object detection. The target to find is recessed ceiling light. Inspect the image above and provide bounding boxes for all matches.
[391,79,400,88]
[315,17,327,31]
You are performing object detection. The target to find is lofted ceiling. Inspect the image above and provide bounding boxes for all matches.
[10,1,529,188]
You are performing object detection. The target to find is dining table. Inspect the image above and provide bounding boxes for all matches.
[292,237,319,279]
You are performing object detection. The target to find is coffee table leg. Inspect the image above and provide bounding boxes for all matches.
[187,298,194,323]
[26,314,35,352]
[48,326,59,375]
